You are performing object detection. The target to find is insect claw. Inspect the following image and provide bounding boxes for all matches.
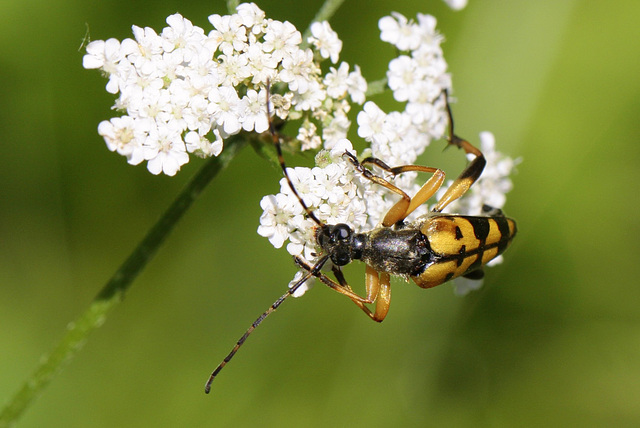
[341,151,359,166]
[446,134,465,150]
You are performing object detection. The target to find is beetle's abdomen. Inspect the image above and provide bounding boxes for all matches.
[413,214,517,288]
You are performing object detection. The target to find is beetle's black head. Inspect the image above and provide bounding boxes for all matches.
[316,223,356,266]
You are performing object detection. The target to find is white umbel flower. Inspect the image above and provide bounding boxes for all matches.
[85,3,364,176]
[308,21,342,64]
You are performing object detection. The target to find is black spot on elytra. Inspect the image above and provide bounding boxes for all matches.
[457,245,466,267]
[471,218,490,241]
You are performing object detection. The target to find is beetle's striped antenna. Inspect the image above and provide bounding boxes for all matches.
[204,83,329,393]
[204,256,328,393]
[442,88,462,148]
[265,82,324,227]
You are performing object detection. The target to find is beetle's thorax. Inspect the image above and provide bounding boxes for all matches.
[316,222,433,276]
[359,222,433,276]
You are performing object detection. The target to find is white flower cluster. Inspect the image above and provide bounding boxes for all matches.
[84,2,366,175]
[354,12,453,226]
[258,11,450,243]
[85,3,515,297]
[257,139,370,261]
[259,12,455,257]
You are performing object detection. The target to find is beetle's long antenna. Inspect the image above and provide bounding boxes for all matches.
[205,83,331,394]
[443,89,456,140]
[265,81,323,227]
[204,255,330,393]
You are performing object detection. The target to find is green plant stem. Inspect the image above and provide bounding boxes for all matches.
[0,137,247,428]
[366,77,388,97]
[226,0,239,14]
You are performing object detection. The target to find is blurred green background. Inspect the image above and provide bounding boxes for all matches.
[1,0,639,426]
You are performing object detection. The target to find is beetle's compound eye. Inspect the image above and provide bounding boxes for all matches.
[328,224,353,266]
[316,224,354,266]
[332,223,352,242]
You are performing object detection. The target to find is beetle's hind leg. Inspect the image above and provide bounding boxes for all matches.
[343,152,445,227]
[481,204,504,216]
[432,90,487,213]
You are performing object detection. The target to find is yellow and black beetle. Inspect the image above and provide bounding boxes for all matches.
[205,88,517,392]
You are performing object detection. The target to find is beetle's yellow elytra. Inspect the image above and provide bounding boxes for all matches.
[411,214,516,289]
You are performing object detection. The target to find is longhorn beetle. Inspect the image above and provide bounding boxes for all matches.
[204,88,517,393]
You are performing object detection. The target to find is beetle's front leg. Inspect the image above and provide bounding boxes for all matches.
[332,264,391,322]
[294,257,390,322]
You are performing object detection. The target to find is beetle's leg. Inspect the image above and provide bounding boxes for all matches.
[295,256,392,322]
[432,91,486,212]
[294,256,374,305]
[331,264,362,294]
[343,152,412,224]
[344,152,445,226]
[332,264,391,322]
[381,164,445,226]
[431,136,485,212]
[481,204,503,216]
[367,267,391,322]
